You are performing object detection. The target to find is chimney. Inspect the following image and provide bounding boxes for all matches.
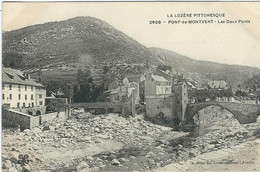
[23,72,30,80]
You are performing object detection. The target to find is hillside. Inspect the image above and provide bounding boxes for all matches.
[3,16,156,69]
[150,47,260,88]
[2,16,260,87]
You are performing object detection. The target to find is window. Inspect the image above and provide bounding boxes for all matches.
[39,94,42,99]
[18,85,21,90]
[25,86,27,91]
[184,93,186,96]
[9,94,12,100]
[2,84,4,90]
[9,84,12,90]
[28,103,30,107]
[2,94,4,100]
[23,103,25,107]
[25,95,27,100]
[39,101,43,105]
[32,103,34,107]
[38,87,41,91]
[18,94,21,100]
[31,95,34,100]
[31,86,33,91]
[17,103,20,108]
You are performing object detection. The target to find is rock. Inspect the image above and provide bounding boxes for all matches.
[77,161,89,170]
[177,144,183,150]
[15,164,23,171]
[9,152,20,163]
[42,126,50,131]
[2,154,8,161]
[32,127,42,133]
[49,126,55,131]
[95,161,104,167]
[95,128,100,132]
[23,129,31,133]
[79,167,92,172]
[3,160,12,169]
[119,158,129,163]
[111,159,120,166]
[82,136,92,142]
[86,156,94,161]
[22,165,31,172]
[8,167,19,172]
[97,134,110,140]
[94,139,101,143]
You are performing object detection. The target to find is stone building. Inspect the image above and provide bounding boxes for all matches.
[109,81,140,105]
[143,73,173,122]
[143,72,189,127]
[208,80,228,90]
[172,81,189,121]
[2,67,46,108]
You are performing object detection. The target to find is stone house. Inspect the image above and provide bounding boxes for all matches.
[2,67,46,109]
[109,81,140,105]
[144,73,171,98]
[208,80,228,90]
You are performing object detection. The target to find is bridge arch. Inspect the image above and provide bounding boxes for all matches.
[186,102,247,124]
[191,104,237,128]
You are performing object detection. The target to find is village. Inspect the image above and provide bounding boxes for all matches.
[2,63,260,172]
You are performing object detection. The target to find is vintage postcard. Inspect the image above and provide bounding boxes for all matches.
[1,2,260,171]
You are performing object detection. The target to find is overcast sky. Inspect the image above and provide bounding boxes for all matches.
[2,2,260,68]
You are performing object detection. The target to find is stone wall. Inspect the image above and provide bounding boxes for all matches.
[145,96,175,126]
[2,109,32,130]
[2,108,68,130]
[41,111,66,122]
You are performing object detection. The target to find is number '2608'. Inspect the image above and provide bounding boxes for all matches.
[149,20,161,24]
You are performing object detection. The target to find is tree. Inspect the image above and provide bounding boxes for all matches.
[44,80,61,96]
[60,82,74,103]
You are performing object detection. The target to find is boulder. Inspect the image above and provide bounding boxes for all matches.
[95,128,100,132]
[111,159,120,166]
[86,156,94,161]
[79,167,92,172]
[3,160,12,169]
[82,136,92,142]
[32,127,42,133]
[76,161,89,170]
[8,167,19,172]
[9,152,20,163]
[42,126,50,131]
[22,165,31,172]
[97,134,110,140]
[119,158,129,163]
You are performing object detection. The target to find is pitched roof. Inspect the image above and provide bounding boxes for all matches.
[208,80,227,89]
[151,75,169,82]
[2,67,45,87]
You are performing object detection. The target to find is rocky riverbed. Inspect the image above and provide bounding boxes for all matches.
[2,113,260,172]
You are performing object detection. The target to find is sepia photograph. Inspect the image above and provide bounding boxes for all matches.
[1,2,260,171]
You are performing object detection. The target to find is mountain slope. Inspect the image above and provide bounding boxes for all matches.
[150,47,260,87]
[2,16,260,88]
[3,16,155,68]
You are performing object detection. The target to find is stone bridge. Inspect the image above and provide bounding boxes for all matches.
[63,101,135,116]
[186,101,260,124]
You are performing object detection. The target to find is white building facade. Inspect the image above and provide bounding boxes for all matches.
[2,67,46,108]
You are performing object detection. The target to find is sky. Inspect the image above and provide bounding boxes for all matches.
[2,2,260,68]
